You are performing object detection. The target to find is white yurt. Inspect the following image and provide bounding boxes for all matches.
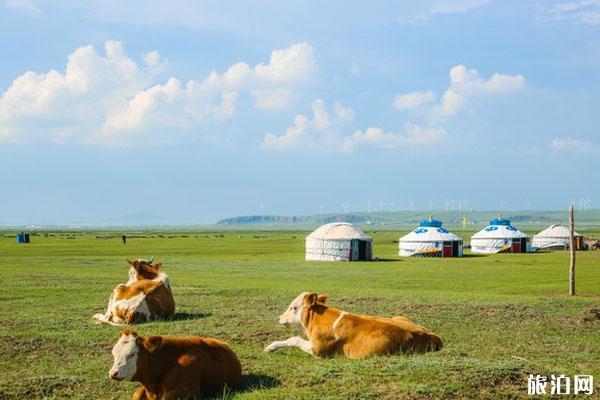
[532,224,584,250]
[305,222,373,261]
[471,217,530,254]
[399,218,463,257]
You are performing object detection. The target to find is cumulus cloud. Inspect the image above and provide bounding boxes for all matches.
[538,1,600,25]
[342,124,447,153]
[0,41,316,145]
[392,65,525,117]
[393,90,436,110]
[261,99,353,150]
[437,65,525,115]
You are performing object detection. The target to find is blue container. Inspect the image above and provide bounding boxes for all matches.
[16,233,30,243]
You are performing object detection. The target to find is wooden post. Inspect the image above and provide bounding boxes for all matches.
[569,205,576,296]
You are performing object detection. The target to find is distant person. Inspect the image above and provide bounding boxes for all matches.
[122,234,127,245]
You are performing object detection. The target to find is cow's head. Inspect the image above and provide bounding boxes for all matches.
[126,258,162,283]
[278,292,328,327]
[109,330,163,381]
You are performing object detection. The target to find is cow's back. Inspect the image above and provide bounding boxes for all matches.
[144,281,175,319]
[334,313,442,359]
[160,337,242,395]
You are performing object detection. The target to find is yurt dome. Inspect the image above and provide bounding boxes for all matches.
[305,222,372,261]
[399,218,463,257]
[532,224,583,250]
[471,217,530,254]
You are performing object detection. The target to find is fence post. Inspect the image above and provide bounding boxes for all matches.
[569,205,576,296]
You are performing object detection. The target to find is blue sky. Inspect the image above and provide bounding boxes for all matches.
[1,0,599,224]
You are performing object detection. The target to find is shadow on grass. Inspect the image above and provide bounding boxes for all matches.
[461,253,487,258]
[170,312,213,321]
[371,258,402,262]
[207,374,281,399]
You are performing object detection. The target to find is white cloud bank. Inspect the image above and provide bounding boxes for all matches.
[342,124,448,153]
[0,41,316,145]
[261,99,353,150]
[392,64,525,116]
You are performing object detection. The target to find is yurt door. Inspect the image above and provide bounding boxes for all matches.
[443,242,453,257]
[358,240,368,260]
[350,239,359,261]
[512,240,522,253]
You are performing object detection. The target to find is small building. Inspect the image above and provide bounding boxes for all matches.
[532,224,585,250]
[305,222,373,261]
[399,218,463,257]
[16,232,30,243]
[471,218,530,254]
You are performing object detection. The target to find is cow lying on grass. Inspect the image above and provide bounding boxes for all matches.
[93,259,175,325]
[264,292,443,359]
[126,258,170,289]
[109,329,241,400]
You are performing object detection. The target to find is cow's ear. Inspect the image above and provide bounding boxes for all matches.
[153,262,162,270]
[303,293,318,307]
[120,329,138,338]
[143,336,163,353]
[317,294,329,304]
[127,259,135,266]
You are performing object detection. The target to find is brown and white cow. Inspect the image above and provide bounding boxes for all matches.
[109,329,241,400]
[93,259,175,325]
[126,258,170,289]
[264,292,443,359]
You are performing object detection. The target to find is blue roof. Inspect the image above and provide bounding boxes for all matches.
[490,218,511,226]
[419,219,443,228]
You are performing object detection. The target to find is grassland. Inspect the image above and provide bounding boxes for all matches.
[0,229,599,399]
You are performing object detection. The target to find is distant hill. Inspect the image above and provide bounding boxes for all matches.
[217,210,600,228]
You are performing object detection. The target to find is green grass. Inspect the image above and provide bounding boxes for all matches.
[0,230,599,399]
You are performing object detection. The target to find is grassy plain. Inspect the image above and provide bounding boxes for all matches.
[0,229,599,399]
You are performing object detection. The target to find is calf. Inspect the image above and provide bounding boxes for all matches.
[264,292,442,359]
[109,330,242,400]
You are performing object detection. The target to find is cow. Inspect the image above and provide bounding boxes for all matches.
[264,292,443,359]
[93,259,175,325]
[126,258,170,289]
[109,329,242,400]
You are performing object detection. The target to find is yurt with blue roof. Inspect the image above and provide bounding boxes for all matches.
[399,217,463,257]
[471,217,530,254]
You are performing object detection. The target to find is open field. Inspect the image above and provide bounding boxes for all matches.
[0,230,599,399]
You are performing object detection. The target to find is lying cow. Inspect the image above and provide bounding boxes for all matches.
[264,292,442,359]
[93,259,175,325]
[126,258,170,289]
[109,329,241,400]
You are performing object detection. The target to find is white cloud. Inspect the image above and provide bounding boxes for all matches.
[342,124,447,153]
[202,42,316,110]
[538,1,600,25]
[438,65,525,115]
[261,99,353,150]
[5,0,39,13]
[392,65,525,117]
[393,90,436,110]
[0,41,316,145]
[431,0,494,14]
[549,137,600,153]
[143,50,168,74]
